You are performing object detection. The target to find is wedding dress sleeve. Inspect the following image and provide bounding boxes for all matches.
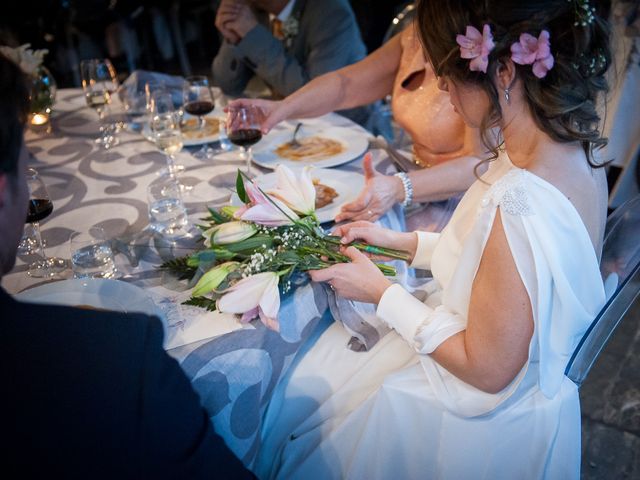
[409,231,441,270]
[376,168,606,416]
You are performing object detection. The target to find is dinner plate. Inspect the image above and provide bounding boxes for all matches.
[230,167,364,224]
[251,125,369,170]
[142,115,222,146]
[15,278,163,319]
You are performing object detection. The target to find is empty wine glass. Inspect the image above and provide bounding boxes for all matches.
[183,76,216,159]
[226,105,263,176]
[150,92,185,178]
[25,168,67,277]
[80,58,119,149]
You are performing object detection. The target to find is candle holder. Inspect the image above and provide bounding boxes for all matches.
[28,65,56,132]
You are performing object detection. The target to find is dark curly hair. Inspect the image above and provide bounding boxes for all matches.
[415,0,612,167]
[0,52,29,176]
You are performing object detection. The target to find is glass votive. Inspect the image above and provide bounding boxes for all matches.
[69,226,117,279]
[147,178,189,238]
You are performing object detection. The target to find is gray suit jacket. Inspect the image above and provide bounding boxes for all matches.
[212,0,370,124]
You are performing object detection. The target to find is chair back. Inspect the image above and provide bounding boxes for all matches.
[565,194,640,386]
[382,3,416,44]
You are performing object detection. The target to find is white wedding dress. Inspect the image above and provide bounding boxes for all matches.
[254,152,606,479]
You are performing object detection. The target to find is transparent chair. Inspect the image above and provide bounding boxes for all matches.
[565,194,640,386]
[382,3,416,44]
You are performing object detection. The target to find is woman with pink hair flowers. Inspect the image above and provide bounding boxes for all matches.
[252,0,614,478]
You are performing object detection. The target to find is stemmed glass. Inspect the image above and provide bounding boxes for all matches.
[183,75,216,159]
[226,105,263,176]
[25,168,67,277]
[80,58,119,149]
[150,92,185,178]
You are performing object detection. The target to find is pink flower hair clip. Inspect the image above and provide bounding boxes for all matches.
[510,30,555,78]
[456,24,495,73]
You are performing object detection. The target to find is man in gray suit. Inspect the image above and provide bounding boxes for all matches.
[213,0,370,124]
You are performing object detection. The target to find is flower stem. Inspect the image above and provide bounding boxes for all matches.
[323,235,411,261]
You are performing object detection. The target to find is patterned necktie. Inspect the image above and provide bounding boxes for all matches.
[271,18,285,40]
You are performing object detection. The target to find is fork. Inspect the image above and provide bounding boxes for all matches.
[288,122,303,147]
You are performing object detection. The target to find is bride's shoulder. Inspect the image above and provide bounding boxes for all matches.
[507,149,607,251]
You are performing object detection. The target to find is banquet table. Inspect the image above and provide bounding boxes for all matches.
[2,87,406,466]
[2,87,388,295]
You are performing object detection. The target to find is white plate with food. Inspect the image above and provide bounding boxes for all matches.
[230,167,364,224]
[251,125,369,170]
[142,115,222,146]
[15,278,163,318]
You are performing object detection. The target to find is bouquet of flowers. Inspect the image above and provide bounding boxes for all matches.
[162,163,410,331]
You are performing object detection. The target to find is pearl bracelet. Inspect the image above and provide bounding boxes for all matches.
[394,172,413,208]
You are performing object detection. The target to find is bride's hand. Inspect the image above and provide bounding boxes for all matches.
[333,221,418,262]
[309,247,392,304]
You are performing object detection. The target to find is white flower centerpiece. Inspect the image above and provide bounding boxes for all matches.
[0,43,56,126]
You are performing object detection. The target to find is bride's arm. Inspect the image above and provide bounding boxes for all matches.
[314,211,534,394]
[439,212,532,392]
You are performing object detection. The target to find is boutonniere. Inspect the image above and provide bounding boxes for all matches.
[282,16,300,48]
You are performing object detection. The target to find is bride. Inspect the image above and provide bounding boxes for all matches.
[252,0,612,478]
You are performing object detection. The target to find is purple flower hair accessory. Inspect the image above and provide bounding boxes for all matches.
[456,24,495,73]
[510,30,555,78]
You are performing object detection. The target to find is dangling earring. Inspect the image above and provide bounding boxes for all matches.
[504,87,511,105]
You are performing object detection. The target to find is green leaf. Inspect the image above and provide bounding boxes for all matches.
[222,234,273,253]
[207,207,230,224]
[183,296,218,312]
[236,170,249,204]
[159,256,198,280]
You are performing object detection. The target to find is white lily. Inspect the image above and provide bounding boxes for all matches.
[266,165,316,215]
[191,262,238,297]
[218,271,280,331]
[234,181,299,227]
[203,221,257,247]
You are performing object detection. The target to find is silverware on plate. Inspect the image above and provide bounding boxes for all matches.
[368,135,419,172]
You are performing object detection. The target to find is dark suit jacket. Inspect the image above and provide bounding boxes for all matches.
[1,287,252,479]
[212,0,371,125]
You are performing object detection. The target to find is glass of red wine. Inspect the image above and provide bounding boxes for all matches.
[25,168,67,277]
[226,105,263,176]
[183,76,216,159]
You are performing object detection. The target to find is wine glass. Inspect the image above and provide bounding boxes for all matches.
[25,168,67,277]
[80,58,119,149]
[226,105,263,176]
[182,76,216,159]
[150,92,185,178]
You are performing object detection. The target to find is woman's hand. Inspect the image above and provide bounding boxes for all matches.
[335,154,404,222]
[333,221,418,262]
[226,98,287,134]
[308,247,392,304]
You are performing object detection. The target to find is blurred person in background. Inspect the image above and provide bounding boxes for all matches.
[212,0,372,125]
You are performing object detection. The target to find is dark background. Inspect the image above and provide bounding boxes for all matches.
[0,0,410,88]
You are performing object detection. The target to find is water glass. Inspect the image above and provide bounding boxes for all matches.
[69,227,117,279]
[147,179,189,238]
[121,82,148,132]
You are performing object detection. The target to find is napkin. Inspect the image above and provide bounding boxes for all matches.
[147,289,245,350]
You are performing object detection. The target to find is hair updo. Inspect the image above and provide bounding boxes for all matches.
[415,0,612,167]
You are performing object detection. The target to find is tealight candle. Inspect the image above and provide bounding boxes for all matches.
[30,113,49,126]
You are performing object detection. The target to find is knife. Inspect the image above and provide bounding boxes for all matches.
[369,135,420,172]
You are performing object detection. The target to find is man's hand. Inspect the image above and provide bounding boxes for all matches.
[224,1,259,40]
[215,0,243,44]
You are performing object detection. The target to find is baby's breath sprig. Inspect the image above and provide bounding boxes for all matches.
[568,0,596,27]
